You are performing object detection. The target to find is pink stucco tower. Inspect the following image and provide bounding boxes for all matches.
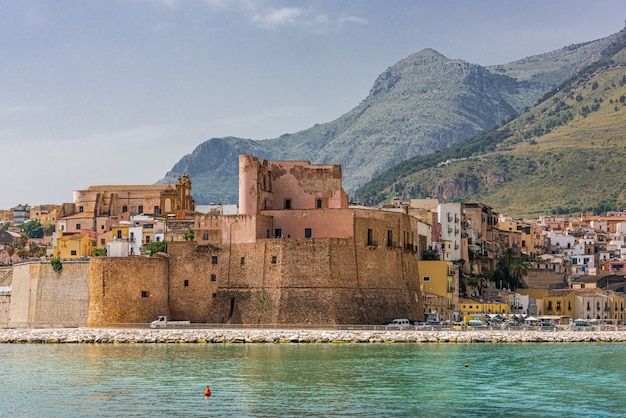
[238,154,348,216]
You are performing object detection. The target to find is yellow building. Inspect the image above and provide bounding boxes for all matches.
[110,224,131,242]
[458,298,510,320]
[543,289,576,319]
[0,210,11,224]
[30,205,61,228]
[54,233,96,260]
[497,219,545,258]
[417,260,459,322]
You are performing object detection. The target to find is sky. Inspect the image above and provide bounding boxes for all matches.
[2,0,626,210]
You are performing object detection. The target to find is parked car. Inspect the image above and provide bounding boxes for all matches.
[387,318,412,330]
[571,321,595,331]
[468,319,488,327]
[537,321,557,331]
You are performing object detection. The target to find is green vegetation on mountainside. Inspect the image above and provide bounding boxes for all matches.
[161,29,624,206]
[356,29,626,217]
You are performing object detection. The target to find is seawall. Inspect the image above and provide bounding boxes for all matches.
[1,328,626,343]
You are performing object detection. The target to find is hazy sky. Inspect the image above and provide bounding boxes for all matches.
[2,0,626,210]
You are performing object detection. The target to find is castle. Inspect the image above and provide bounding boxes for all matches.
[6,155,426,327]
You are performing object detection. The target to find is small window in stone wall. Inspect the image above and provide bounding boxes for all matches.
[141,291,149,298]
[71,250,77,256]
[184,280,189,287]
[423,276,430,282]
[211,274,217,281]
[241,257,245,265]
[203,233,209,240]
[212,293,216,298]
[305,228,312,238]
[272,256,277,264]
[212,256,218,264]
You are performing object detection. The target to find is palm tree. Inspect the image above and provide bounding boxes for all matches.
[510,258,532,289]
[496,247,531,289]
[18,234,28,248]
[6,244,15,261]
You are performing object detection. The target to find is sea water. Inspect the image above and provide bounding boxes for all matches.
[0,342,624,417]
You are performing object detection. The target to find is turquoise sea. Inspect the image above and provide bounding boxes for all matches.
[0,342,624,417]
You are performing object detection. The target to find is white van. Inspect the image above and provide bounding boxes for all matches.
[387,318,412,330]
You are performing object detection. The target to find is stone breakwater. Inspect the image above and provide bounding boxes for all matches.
[1,328,626,343]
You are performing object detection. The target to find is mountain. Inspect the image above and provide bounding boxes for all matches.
[160,30,623,204]
[355,28,626,218]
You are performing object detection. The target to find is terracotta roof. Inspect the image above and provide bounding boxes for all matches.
[59,212,94,220]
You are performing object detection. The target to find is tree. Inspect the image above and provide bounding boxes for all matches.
[422,250,440,260]
[183,229,195,241]
[18,234,28,248]
[6,244,15,260]
[145,241,167,256]
[21,220,44,238]
[92,248,107,256]
[16,248,29,260]
[495,248,530,289]
[28,242,46,258]
[51,258,62,272]
[510,258,532,289]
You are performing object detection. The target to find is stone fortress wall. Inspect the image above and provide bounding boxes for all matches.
[7,229,421,328]
[87,256,169,326]
[10,261,91,327]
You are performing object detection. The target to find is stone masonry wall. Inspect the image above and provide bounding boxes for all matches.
[10,261,90,327]
[166,241,221,322]
[87,256,169,326]
[0,294,10,327]
[196,237,422,325]
[524,269,567,289]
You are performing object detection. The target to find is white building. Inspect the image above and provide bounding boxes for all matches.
[438,202,462,261]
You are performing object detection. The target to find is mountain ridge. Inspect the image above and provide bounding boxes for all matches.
[160,29,624,206]
[355,28,626,217]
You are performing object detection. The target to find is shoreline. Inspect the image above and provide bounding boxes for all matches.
[1,327,626,344]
